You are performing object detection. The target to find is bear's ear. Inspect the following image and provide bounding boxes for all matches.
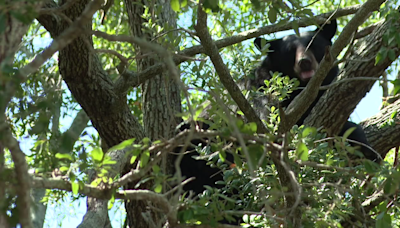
[316,19,337,40]
[254,38,280,52]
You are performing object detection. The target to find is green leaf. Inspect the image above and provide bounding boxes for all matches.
[375,48,388,65]
[181,0,187,8]
[194,104,206,120]
[102,157,117,165]
[91,148,104,163]
[391,79,400,95]
[130,148,141,164]
[59,166,69,172]
[154,184,162,193]
[140,150,150,168]
[268,7,277,23]
[152,165,160,173]
[241,122,257,134]
[246,144,265,167]
[108,194,115,210]
[376,212,392,228]
[296,142,309,161]
[390,110,397,119]
[55,153,73,161]
[142,137,151,145]
[71,181,79,195]
[363,160,379,174]
[292,21,300,36]
[300,8,314,17]
[219,150,227,162]
[388,49,396,61]
[203,0,220,12]
[383,177,395,194]
[171,0,180,12]
[302,127,316,138]
[109,138,135,151]
[342,127,356,141]
[250,0,261,9]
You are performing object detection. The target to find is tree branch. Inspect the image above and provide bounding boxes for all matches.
[0,116,33,228]
[360,99,400,157]
[306,16,400,149]
[6,0,104,108]
[194,2,268,134]
[112,6,365,93]
[285,0,386,132]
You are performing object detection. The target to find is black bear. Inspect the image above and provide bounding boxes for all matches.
[251,19,380,162]
[175,19,380,225]
[175,122,230,196]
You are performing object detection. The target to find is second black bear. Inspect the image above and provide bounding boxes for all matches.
[251,19,380,162]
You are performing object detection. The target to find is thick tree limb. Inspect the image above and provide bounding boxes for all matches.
[306,17,400,155]
[6,0,104,108]
[59,109,90,154]
[0,116,33,228]
[114,6,365,93]
[360,99,400,157]
[284,0,386,132]
[36,1,146,228]
[194,2,268,134]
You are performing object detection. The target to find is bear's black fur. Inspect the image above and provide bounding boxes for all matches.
[253,20,338,125]
[175,122,230,195]
[251,19,380,163]
[174,19,380,225]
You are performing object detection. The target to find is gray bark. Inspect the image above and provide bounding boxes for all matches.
[305,18,400,158]
[123,0,180,227]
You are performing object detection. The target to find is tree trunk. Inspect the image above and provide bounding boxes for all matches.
[38,1,146,227]
[123,1,181,227]
[305,18,400,158]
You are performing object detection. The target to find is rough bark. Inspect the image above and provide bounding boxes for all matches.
[361,99,400,157]
[305,17,400,157]
[0,2,43,228]
[123,1,181,227]
[37,1,145,227]
[31,1,400,227]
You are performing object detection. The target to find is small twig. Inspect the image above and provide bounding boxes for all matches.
[336,29,357,65]
[0,117,33,228]
[95,49,128,63]
[106,6,365,93]
[280,134,302,217]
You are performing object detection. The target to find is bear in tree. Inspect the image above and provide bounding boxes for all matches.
[175,19,381,225]
[251,19,380,162]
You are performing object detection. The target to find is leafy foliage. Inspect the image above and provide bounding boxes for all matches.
[1,0,400,227]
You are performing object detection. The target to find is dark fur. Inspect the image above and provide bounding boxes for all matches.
[251,19,379,163]
[175,19,379,225]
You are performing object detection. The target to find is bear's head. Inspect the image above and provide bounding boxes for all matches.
[254,20,338,87]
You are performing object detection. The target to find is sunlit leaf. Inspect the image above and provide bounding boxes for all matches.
[91,148,104,163]
[71,181,79,195]
[55,153,73,161]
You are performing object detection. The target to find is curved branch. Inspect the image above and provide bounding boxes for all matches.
[306,16,400,141]
[360,99,400,157]
[114,6,365,93]
[285,0,386,131]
